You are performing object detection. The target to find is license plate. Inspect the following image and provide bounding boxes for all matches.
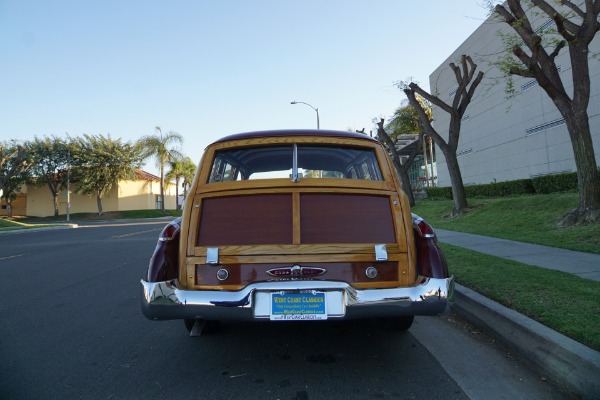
[270,291,327,320]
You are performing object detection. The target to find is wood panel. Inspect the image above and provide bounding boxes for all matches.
[193,244,401,257]
[195,261,399,286]
[300,194,395,244]
[197,194,293,246]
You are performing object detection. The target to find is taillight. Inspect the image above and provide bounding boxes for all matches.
[159,220,181,241]
[412,215,436,238]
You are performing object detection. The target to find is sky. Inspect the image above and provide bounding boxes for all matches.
[0,0,491,174]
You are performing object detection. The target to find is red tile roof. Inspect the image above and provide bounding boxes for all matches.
[134,170,161,181]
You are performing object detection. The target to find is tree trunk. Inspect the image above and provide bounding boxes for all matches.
[53,193,59,217]
[442,149,469,216]
[560,110,600,225]
[175,176,180,211]
[160,166,165,212]
[96,193,104,216]
[397,164,415,206]
[376,119,416,206]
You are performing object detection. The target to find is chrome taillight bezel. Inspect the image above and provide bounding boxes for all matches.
[411,214,436,238]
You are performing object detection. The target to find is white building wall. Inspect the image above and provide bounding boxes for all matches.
[430,8,600,187]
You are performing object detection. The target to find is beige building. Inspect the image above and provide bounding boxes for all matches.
[1,170,178,217]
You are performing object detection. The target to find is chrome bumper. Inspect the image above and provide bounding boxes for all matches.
[140,277,454,321]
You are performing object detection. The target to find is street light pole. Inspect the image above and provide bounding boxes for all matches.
[291,101,320,129]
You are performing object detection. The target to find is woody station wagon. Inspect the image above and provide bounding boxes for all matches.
[141,129,454,334]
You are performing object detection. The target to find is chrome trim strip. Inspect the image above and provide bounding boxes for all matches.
[141,276,454,321]
[291,143,299,182]
[266,265,327,277]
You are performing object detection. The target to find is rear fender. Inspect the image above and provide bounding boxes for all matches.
[146,219,181,282]
[412,214,449,279]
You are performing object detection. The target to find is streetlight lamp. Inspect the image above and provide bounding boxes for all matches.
[291,101,320,129]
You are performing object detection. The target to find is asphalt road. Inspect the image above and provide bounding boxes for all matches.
[0,221,573,400]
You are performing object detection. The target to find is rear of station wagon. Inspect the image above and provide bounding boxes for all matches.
[141,129,454,333]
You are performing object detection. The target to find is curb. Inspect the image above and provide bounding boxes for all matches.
[454,283,600,399]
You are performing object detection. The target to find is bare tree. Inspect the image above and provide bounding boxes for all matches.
[403,55,484,216]
[375,119,418,206]
[493,0,600,225]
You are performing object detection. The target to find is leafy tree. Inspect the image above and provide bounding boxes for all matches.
[403,55,484,216]
[0,141,33,217]
[493,0,600,225]
[386,97,435,192]
[386,99,430,137]
[28,136,72,217]
[70,134,143,215]
[139,127,183,211]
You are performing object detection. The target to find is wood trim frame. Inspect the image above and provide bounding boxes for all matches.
[179,135,417,289]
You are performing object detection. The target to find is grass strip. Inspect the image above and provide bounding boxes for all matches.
[412,193,600,254]
[0,218,63,231]
[443,243,600,351]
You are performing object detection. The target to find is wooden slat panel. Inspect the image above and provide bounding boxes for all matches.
[293,192,301,244]
[193,244,401,257]
[301,194,395,244]
[197,194,293,246]
[195,261,399,286]
[195,178,393,195]
[187,253,405,264]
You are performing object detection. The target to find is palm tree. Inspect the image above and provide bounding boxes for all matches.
[180,156,197,204]
[166,156,197,210]
[139,127,183,211]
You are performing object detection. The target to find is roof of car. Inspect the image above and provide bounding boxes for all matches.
[212,129,378,144]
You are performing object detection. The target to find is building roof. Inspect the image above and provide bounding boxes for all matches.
[134,170,161,181]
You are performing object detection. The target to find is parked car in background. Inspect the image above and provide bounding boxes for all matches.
[141,129,454,334]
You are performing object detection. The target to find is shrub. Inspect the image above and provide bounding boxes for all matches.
[532,171,578,194]
[464,179,535,198]
[423,169,592,199]
[424,186,453,199]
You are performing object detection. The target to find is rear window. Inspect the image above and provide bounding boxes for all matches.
[208,145,383,182]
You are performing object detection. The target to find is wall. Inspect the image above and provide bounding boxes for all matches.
[429,8,600,187]
[117,179,177,211]
[24,179,178,217]
[0,194,27,216]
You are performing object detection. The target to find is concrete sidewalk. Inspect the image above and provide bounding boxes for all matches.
[436,228,600,281]
[434,228,600,398]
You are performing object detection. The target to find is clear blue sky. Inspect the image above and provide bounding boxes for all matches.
[0,0,490,173]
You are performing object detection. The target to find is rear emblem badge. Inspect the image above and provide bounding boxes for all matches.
[267,265,326,278]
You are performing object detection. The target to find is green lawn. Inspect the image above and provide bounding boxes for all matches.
[0,209,181,231]
[412,192,600,254]
[413,192,600,350]
[443,243,600,351]
[0,218,62,230]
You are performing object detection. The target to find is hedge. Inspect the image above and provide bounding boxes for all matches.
[424,170,586,199]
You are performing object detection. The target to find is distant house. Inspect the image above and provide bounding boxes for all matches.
[1,170,177,217]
